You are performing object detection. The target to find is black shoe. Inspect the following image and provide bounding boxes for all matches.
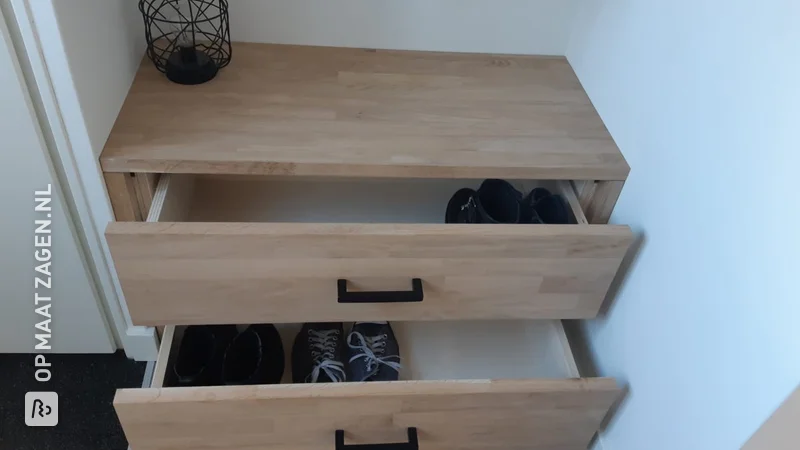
[221,324,285,385]
[347,322,401,382]
[445,179,522,224]
[445,188,480,223]
[522,187,570,224]
[173,325,237,386]
[292,323,347,383]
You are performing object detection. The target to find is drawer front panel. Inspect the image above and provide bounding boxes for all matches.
[106,222,633,325]
[114,379,620,450]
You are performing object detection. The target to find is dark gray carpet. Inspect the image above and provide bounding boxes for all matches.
[0,350,145,450]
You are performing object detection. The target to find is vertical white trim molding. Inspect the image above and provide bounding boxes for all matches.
[0,2,115,353]
[8,0,157,360]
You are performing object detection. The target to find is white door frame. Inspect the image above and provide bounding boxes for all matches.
[0,3,114,353]
[5,0,158,360]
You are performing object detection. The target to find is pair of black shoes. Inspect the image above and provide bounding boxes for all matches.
[292,322,401,383]
[445,179,569,224]
[172,324,284,386]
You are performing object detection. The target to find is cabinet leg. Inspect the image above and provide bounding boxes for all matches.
[134,173,160,220]
[572,180,625,224]
[104,172,141,222]
[104,173,160,222]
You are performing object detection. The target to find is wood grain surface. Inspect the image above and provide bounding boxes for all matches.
[100,43,628,180]
[106,222,633,325]
[115,378,620,450]
[134,173,159,219]
[103,172,140,221]
[575,180,625,224]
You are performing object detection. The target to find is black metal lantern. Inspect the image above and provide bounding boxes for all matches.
[139,0,231,85]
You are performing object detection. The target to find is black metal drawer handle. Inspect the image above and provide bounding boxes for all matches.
[337,279,424,303]
[336,428,418,450]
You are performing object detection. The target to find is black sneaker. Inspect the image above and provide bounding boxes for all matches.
[445,179,522,224]
[221,324,285,385]
[347,322,401,382]
[292,323,347,383]
[522,187,570,224]
[173,325,237,386]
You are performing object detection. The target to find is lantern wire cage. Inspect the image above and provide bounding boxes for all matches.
[139,0,231,74]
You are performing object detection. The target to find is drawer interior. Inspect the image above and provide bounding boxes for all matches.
[119,320,621,450]
[108,174,631,326]
[149,174,588,224]
[152,319,580,388]
[120,320,616,450]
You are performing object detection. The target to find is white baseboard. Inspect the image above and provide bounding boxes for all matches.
[121,326,159,361]
[142,359,155,388]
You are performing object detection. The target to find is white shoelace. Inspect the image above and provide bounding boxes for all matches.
[347,331,402,379]
[307,329,346,383]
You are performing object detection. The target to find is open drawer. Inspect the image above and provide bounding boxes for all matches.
[106,175,633,325]
[115,320,619,450]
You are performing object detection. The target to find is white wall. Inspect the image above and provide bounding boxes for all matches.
[48,0,144,156]
[19,0,158,359]
[0,5,114,353]
[567,1,800,449]
[230,0,577,54]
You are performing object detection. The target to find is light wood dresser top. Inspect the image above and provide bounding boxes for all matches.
[101,42,627,180]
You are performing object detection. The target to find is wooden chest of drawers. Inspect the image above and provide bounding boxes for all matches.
[102,43,631,450]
